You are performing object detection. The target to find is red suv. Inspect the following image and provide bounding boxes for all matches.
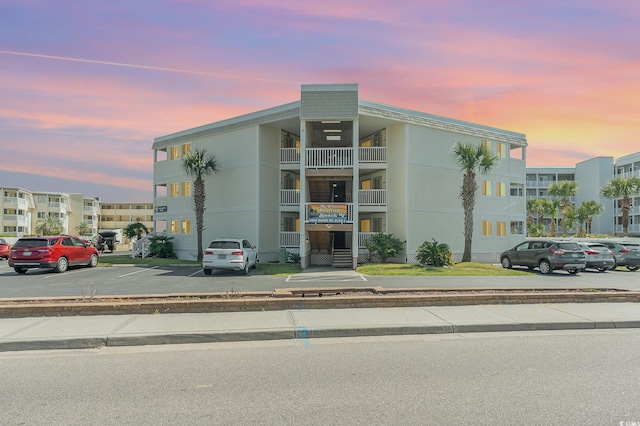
[9,236,99,274]
[0,238,10,260]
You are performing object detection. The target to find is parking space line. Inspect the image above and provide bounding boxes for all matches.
[117,266,159,278]
[189,269,203,277]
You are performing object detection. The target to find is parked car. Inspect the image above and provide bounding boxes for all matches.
[0,238,10,260]
[599,241,640,271]
[8,236,99,274]
[576,242,615,272]
[499,240,586,274]
[202,238,258,275]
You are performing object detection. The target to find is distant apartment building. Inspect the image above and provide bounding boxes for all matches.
[152,83,529,267]
[526,152,640,235]
[0,187,152,239]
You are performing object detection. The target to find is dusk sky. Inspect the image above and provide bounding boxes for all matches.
[1,0,639,202]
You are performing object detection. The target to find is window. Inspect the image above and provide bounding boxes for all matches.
[510,221,524,235]
[497,221,507,236]
[169,146,180,160]
[481,140,492,154]
[496,182,506,197]
[170,220,179,234]
[181,142,191,157]
[482,180,492,196]
[360,219,371,232]
[169,183,179,197]
[373,177,382,189]
[181,181,191,197]
[482,221,493,236]
[181,220,191,234]
[361,179,371,190]
[510,183,524,197]
[37,212,46,218]
[372,218,382,232]
[496,143,507,158]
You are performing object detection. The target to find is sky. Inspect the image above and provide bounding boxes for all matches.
[1,0,639,202]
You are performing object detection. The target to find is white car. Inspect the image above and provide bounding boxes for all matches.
[202,238,258,275]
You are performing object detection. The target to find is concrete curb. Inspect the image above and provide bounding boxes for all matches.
[1,289,639,318]
[3,319,640,352]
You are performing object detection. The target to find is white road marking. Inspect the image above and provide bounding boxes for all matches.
[117,266,159,278]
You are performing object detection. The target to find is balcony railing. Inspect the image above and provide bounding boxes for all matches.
[280,148,300,164]
[280,189,300,205]
[359,146,386,163]
[280,232,300,247]
[306,147,353,168]
[358,189,386,206]
[305,203,353,223]
[358,232,377,248]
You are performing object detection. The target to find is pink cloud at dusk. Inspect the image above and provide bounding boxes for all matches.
[1,0,639,201]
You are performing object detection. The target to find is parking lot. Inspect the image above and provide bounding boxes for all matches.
[1,259,639,299]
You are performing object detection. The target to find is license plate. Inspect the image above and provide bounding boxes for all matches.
[218,254,226,259]
[23,251,31,256]
[572,253,577,257]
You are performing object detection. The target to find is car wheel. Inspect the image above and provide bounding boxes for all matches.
[54,257,69,273]
[243,262,249,275]
[611,260,617,270]
[597,268,605,272]
[538,259,552,274]
[88,254,99,268]
[500,257,512,269]
[14,267,27,274]
[203,268,212,275]
[627,266,639,271]
[567,269,579,275]
[251,258,258,269]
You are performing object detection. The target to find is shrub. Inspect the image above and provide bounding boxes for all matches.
[287,252,301,264]
[149,233,175,258]
[416,238,454,267]
[365,233,405,263]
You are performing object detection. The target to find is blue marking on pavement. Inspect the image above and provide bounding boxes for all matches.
[297,327,312,348]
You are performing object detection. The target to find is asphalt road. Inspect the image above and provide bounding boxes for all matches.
[1,329,639,424]
[1,259,639,298]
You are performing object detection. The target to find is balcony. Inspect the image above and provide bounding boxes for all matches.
[280,189,300,205]
[306,148,353,168]
[280,232,300,247]
[358,189,386,206]
[305,203,353,223]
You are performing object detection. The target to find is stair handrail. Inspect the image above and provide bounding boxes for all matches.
[132,233,155,258]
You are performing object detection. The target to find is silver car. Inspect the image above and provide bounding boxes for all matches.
[202,238,258,275]
[599,241,640,271]
[576,242,615,272]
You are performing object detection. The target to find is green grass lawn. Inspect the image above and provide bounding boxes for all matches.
[99,256,525,276]
[356,262,530,276]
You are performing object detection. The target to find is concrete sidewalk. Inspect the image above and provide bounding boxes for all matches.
[2,302,640,352]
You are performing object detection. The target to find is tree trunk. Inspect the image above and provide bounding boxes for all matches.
[194,177,206,262]
[460,172,476,262]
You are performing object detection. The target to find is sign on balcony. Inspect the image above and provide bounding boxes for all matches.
[308,203,348,223]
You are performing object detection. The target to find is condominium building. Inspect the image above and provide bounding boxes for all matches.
[526,152,640,235]
[152,84,528,267]
[1,187,152,240]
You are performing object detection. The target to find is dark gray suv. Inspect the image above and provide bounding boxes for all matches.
[500,240,586,274]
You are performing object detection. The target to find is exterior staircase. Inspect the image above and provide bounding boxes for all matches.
[333,248,352,268]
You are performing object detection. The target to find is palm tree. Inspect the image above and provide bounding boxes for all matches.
[580,200,603,235]
[548,180,578,236]
[526,198,537,229]
[36,215,63,235]
[601,176,640,236]
[452,142,499,262]
[542,199,559,237]
[575,205,589,238]
[182,148,219,262]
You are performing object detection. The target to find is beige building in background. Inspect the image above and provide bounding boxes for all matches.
[1,187,152,243]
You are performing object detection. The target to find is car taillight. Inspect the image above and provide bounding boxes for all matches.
[551,249,565,255]
[204,249,214,255]
[620,249,630,253]
[231,251,243,256]
[584,249,599,255]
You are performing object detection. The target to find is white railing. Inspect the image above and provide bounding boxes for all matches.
[358,189,386,205]
[305,203,353,223]
[132,234,154,258]
[615,224,640,233]
[358,232,377,248]
[306,148,353,168]
[3,214,17,221]
[280,232,300,247]
[280,148,300,164]
[359,146,386,163]
[280,189,300,205]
